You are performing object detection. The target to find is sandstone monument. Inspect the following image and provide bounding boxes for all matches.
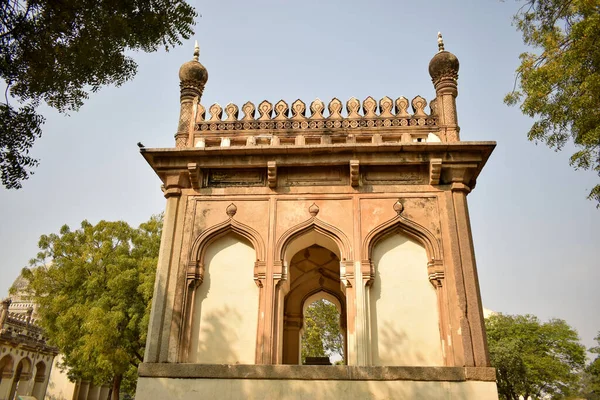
[135,34,498,399]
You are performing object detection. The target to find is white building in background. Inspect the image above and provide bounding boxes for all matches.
[0,280,58,400]
[1,276,110,400]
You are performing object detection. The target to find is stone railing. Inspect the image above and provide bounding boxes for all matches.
[180,95,444,148]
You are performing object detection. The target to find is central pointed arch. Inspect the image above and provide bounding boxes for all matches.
[276,217,352,265]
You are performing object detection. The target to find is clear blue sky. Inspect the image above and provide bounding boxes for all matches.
[1,0,598,352]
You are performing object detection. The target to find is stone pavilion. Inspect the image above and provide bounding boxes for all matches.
[135,34,498,399]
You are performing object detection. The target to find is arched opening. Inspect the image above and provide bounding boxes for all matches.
[369,232,442,366]
[0,354,14,394]
[32,361,46,399]
[300,295,345,365]
[188,232,259,364]
[9,357,31,399]
[282,244,347,365]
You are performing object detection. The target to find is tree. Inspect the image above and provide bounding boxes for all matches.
[0,0,196,189]
[504,0,600,205]
[485,313,586,400]
[18,215,162,400]
[581,332,600,399]
[301,299,344,364]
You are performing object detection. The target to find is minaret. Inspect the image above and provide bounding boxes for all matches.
[176,41,208,148]
[429,33,460,141]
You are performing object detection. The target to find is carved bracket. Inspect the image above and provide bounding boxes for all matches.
[267,161,277,188]
[427,259,444,288]
[186,261,205,289]
[361,260,375,287]
[340,260,355,288]
[350,160,359,187]
[429,158,442,185]
[188,163,201,190]
[254,261,267,288]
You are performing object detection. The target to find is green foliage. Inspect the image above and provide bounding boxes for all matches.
[581,332,600,399]
[22,215,162,399]
[486,313,586,400]
[505,0,600,205]
[0,0,197,188]
[301,299,344,363]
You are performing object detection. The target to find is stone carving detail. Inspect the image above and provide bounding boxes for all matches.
[346,97,361,118]
[242,101,256,121]
[350,160,359,187]
[175,133,188,148]
[362,96,377,118]
[395,96,410,117]
[308,203,319,217]
[188,163,201,190]
[178,103,192,132]
[196,96,438,134]
[274,100,289,120]
[328,98,343,120]
[258,101,273,121]
[208,103,223,122]
[267,161,277,188]
[226,203,237,218]
[379,96,394,118]
[225,103,239,121]
[393,200,404,215]
[291,100,306,120]
[429,98,438,116]
[412,96,428,118]
[195,103,206,122]
[429,158,442,185]
[309,99,325,120]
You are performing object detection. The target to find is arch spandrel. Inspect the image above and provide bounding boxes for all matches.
[362,200,444,287]
[275,217,352,266]
[187,217,267,288]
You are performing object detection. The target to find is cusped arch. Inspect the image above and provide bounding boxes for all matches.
[276,217,352,264]
[34,361,46,380]
[0,354,14,375]
[190,218,266,264]
[363,213,442,264]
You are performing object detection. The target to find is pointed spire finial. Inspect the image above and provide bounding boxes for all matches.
[193,40,199,61]
[437,32,445,52]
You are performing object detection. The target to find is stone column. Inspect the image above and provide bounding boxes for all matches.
[143,178,183,363]
[99,385,111,400]
[0,368,14,400]
[352,261,370,366]
[451,182,490,367]
[87,384,101,400]
[76,381,90,400]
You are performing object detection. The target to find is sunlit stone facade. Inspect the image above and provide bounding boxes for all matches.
[136,35,498,399]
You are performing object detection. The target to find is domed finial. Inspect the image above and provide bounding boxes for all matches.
[437,32,445,52]
[179,40,208,93]
[193,40,199,61]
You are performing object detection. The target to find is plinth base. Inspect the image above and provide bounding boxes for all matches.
[135,364,498,399]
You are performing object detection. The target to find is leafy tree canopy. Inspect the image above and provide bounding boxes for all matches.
[581,332,600,399]
[0,0,196,189]
[301,299,344,364]
[505,0,600,205]
[18,215,162,400]
[486,313,586,400]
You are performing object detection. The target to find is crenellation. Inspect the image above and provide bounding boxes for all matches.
[192,95,439,148]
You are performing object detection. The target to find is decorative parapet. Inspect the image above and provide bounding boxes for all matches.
[187,95,450,148]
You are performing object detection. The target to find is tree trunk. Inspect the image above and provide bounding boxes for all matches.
[111,374,122,400]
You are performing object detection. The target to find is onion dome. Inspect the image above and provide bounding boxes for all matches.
[428,33,459,85]
[179,41,208,88]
